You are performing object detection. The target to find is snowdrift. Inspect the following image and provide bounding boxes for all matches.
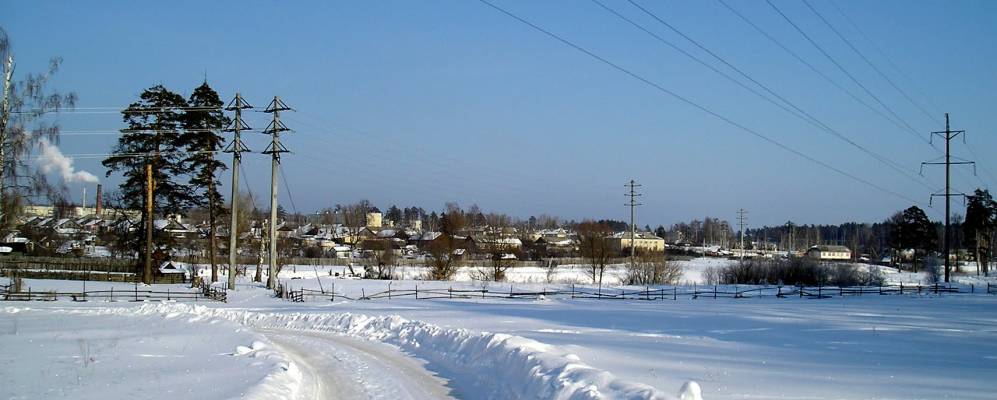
[94,303,698,400]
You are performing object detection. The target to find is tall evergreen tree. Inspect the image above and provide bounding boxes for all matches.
[103,85,191,279]
[964,189,996,276]
[385,205,402,225]
[182,82,229,283]
[891,206,936,270]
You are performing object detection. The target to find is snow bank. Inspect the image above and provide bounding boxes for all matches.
[235,341,303,400]
[0,305,300,400]
[112,303,698,400]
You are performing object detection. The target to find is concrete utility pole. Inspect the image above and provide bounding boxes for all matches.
[262,96,291,290]
[224,93,252,290]
[625,179,643,267]
[737,209,748,264]
[921,113,974,283]
[144,162,154,284]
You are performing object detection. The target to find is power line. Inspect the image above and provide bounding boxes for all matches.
[716,0,924,141]
[821,0,996,190]
[25,149,223,160]
[279,167,298,216]
[827,0,944,117]
[802,0,939,125]
[12,106,224,114]
[599,0,935,191]
[57,128,249,136]
[766,0,984,192]
[476,0,927,207]
[961,142,996,190]
[764,0,927,145]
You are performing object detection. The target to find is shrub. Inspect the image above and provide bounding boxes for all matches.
[624,254,682,285]
[710,257,885,286]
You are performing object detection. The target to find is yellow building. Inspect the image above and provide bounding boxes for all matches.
[609,231,666,254]
[365,211,383,228]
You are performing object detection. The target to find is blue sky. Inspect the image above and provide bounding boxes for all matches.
[4,0,996,227]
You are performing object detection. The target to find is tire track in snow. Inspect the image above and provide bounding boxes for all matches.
[260,328,454,400]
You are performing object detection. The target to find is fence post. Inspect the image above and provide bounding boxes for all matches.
[818,283,822,298]
[879,283,882,295]
[388,282,392,300]
[645,286,649,301]
[571,284,575,299]
[714,285,717,300]
[799,284,803,298]
[673,286,677,301]
[900,282,903,295]
[134,285,138,302]
[415,285,418,300]
[362,288,366,300]
[110,287,114,302]
[971,284,974,294]
[331,282,335,302]
[777,286,782,297]
[167,288,170,301]
[449,286,452,300]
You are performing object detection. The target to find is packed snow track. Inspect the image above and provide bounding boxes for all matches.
[260,328,454,400]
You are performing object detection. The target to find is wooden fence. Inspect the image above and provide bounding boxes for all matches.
[276,281,990,303]
[0,280,226,303]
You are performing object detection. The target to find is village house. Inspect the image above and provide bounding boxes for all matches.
[806,245,852,261]
[608,231,666,254]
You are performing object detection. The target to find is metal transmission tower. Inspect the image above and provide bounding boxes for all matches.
[223,93,252,290]
[262,96,291,290]
[737,209,748,264]
[921,113,975,283]
[625,180,643,267]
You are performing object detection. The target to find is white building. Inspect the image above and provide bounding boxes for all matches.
[806,245,852,261]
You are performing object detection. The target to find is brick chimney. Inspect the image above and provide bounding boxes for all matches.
[95,184,103,217]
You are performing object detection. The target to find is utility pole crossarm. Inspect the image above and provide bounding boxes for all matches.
[625,180,643,267]
[262,96,292,290]
[224,93,253,290]
[921,113,974,283]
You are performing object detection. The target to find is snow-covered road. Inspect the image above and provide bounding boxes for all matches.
[259,328,454,400]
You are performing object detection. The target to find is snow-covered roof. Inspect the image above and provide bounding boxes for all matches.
[610,231,664,240]
[417,232,442,241]
[159,261,191,274]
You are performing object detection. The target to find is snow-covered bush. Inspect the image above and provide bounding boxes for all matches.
[624,254,682,285]
[709,257,885,286]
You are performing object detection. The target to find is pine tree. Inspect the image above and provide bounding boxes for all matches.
[964,189,996,276]
[385,205,402,225]
[893,206,936,270]
[103,85,191,280]
[182,82,229,283]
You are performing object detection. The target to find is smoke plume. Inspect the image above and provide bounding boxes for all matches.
[35,138,99,184]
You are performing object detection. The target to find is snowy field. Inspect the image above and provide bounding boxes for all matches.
[3,258,997,399]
